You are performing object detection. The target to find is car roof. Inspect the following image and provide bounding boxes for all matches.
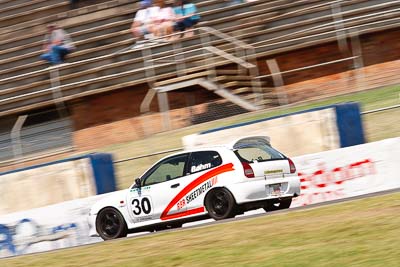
[133,136,272,185]
[177,135,272,154]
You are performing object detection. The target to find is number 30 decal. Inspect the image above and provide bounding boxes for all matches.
[132,197,152,216]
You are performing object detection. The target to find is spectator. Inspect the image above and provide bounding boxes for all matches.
[173,0,200,37]
[154,0,175,39]
[40,24,75,65]
[131,0,160,41]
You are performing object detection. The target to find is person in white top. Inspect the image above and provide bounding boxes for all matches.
[153,0,175,38]
[131,0,160,40]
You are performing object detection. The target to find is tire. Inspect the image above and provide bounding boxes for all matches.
[96,207,128,240]
[205,188,236,220]
[263,198,292,212]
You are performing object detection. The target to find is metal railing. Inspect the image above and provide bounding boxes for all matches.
[136,26,260,114]
[137,26,255,79]
[0,109,74,165]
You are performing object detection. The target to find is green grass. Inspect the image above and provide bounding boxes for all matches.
[3,192,400,267]
[101,85,400,189]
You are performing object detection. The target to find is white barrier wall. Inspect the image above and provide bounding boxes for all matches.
[0,158,96,215]
[0,153,116,216]
[183,103,366,157]
[0,138,399,258]
[291,137,400,207]
[183,107,340,156]
[0,192,109,258]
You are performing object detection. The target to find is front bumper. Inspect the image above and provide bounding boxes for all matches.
[87,213,99,237]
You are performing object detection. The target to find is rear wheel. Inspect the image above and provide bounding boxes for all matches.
[205,188,236,220]
[263,198,292,212]
[96,207,128,240]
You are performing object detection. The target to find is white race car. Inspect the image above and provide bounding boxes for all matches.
[88,136,300,240]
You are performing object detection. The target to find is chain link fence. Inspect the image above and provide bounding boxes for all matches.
[0,108,73,165]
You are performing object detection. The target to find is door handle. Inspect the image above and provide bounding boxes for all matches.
[171,183,180,188]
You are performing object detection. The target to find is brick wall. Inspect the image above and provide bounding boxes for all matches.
[70,85,219,150]
[258,28,400,102]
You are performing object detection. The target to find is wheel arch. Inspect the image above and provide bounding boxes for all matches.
[203,186,238,208]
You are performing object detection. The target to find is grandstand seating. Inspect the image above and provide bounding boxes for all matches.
[0,0,399,160]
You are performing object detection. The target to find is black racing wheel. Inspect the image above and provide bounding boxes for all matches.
[96,207,128,240]
[205,188,237,220]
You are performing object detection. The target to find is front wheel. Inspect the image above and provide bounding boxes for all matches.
[205,188,237,220]
[96,207,128,240]
[263,198,292,212]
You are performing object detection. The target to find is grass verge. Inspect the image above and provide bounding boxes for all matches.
[3,192,400,267]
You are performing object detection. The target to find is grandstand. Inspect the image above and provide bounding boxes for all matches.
[0,0,399,166]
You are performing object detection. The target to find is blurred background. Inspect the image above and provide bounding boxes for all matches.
[0,0,399,261]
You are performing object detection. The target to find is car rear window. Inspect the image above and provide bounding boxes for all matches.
[234,143,285,163]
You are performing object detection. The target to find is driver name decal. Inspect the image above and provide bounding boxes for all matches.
[191,163,212,173]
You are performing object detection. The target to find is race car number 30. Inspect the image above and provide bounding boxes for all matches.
[131,196,153,216]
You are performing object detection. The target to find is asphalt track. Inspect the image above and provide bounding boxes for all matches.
[2,187,399,260]
[147,187,400,236]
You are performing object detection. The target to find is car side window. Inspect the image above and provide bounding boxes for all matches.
[189,151,222,174]
[142,154,189,186]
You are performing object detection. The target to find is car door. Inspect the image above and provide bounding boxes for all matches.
[184,151,223,211]
[127,153,194,224]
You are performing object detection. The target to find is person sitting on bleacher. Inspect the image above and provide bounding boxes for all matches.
[173,0,200,37]
[131,0,160,42]
[40,24,75,65]
[153,0,175,40]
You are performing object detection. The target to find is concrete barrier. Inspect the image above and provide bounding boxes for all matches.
[0,153,116,215]
[0,193,108,258]
[291,137,400,207]
[183,103,365,156]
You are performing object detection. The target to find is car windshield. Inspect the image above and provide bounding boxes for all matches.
[234,142,285,163]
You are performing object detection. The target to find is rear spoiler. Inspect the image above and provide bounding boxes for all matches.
[230,136,271,149]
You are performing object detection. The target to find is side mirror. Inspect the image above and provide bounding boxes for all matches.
[135,178,141,188]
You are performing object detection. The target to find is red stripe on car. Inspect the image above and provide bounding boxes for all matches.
[160,163,235,220]
[161,207,205,221]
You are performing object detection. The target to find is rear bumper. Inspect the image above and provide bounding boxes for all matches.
[227,175,301,204]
